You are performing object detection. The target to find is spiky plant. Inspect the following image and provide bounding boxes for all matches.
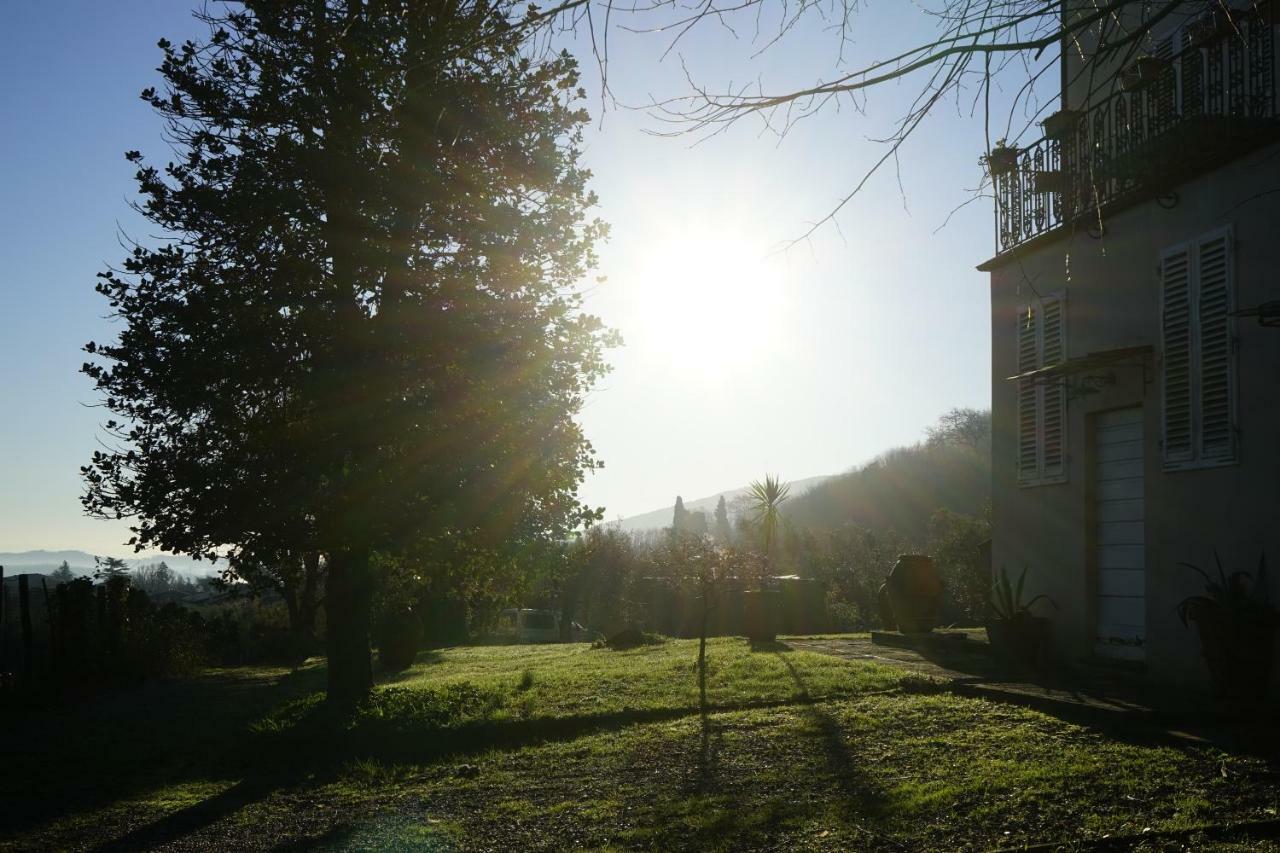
[989,567,1057,621]
[1176,552,1277,628]
[748,474,791,557]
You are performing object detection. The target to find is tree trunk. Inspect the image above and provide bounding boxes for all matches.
[325,547,373,711]
[559,576,579,642]
[300,551,320,638]
[698,581,709,715]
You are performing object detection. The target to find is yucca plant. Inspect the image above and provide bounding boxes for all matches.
[1177,552,1276,627]
[989,567,1057,621]
[1176,552,1276,700]
[748,474,791,558]
[987,567,1057,672]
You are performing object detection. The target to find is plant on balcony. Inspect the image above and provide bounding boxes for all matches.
[1188,11,1231,47]
[981,139,1020,177]
[1177,552,1278,700]
[1121,55,1170,91]
[1137,55,1170,82]
[1041,109,1081,140]
[985,567,1057,670]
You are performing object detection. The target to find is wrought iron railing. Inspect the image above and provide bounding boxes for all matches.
[993,2,1278,254]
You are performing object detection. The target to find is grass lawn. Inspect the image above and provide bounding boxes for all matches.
[3,637,1279,851]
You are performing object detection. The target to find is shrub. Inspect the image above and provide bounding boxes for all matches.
[375,610,422,672]
[203,598,308,666]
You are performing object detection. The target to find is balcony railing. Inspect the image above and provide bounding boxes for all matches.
[993,2,1279,255]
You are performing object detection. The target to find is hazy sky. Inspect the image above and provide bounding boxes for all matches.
[0,2,1022,555]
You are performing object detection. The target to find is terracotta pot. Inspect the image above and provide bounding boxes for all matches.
[1192,607,1275,700]
[985,614,1048,671]
[884,555,942,633]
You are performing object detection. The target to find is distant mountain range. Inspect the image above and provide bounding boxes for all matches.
[0,550,221,578]
[608,475,832,533]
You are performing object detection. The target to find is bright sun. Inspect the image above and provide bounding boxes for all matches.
[625,229,788,374]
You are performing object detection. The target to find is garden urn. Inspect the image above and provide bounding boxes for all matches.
[884,554,942,633]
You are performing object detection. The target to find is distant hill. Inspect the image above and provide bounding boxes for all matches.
[782,441,990,541]
[613,410,991,540]
[611,475,832,533]
[0,550,221,578]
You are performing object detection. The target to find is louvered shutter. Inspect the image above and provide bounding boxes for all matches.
[1196,229,1234,460]
[1017,305,1040,482]
[1161,244,1194,463]
[1040,296,1067,478]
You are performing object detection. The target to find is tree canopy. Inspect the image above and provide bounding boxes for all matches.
[82,0,615,706]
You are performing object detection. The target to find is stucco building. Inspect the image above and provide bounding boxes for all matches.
[983,0,1280,684]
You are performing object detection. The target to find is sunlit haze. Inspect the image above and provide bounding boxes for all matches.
[0,1,998,554]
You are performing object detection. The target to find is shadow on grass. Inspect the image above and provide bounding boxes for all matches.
[612,651,893,851]
[747,639,792,653]
[776,652,890,829]
[88,775,284,853]
[0,663,328,839]
[806,636,1280,760]
[72,701,758,852]
[375,649,445,684]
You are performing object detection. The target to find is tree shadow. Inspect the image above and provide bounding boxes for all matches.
[747,638,792,653]
[4,646,912,851]
[0,663,328,838]
[375,650,444,684]
[826,635,1280,760]
[774,652,890,827]
[89,775,286,853]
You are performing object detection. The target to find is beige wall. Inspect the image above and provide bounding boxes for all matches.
[987,140,1280,686]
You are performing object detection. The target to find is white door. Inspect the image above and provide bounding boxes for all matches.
[1095,408,1146,660]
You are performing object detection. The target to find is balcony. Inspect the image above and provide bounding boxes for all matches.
[991,2,1279,256]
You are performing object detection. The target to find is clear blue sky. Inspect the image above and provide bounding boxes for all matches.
[0,2,1013,555]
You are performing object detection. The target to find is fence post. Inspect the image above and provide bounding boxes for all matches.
[19,574,33,684]
[42,576,54,675]
[0,565,6,680]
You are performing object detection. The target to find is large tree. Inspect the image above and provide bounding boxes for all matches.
[82,1,613,708]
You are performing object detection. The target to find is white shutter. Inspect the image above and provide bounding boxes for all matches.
[1161,244,1194,463]
[1017,305,1040,482]
[1041,296,1067,478]
[1196,229,1234,461]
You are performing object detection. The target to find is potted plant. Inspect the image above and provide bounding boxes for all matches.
[1041,108,1081,140]
[985,567,1057,670]
[1136,55,1169,83]
[1120,56,1169,91]
[1177,553,1278,700]
[1188,11,1229,47]
[982,140,1020,177]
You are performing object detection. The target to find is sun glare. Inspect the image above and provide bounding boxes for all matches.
[626,230,788,375]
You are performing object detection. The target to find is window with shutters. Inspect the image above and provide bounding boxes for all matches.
[1017,293,1068,486]
[1160,226,1236,469]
